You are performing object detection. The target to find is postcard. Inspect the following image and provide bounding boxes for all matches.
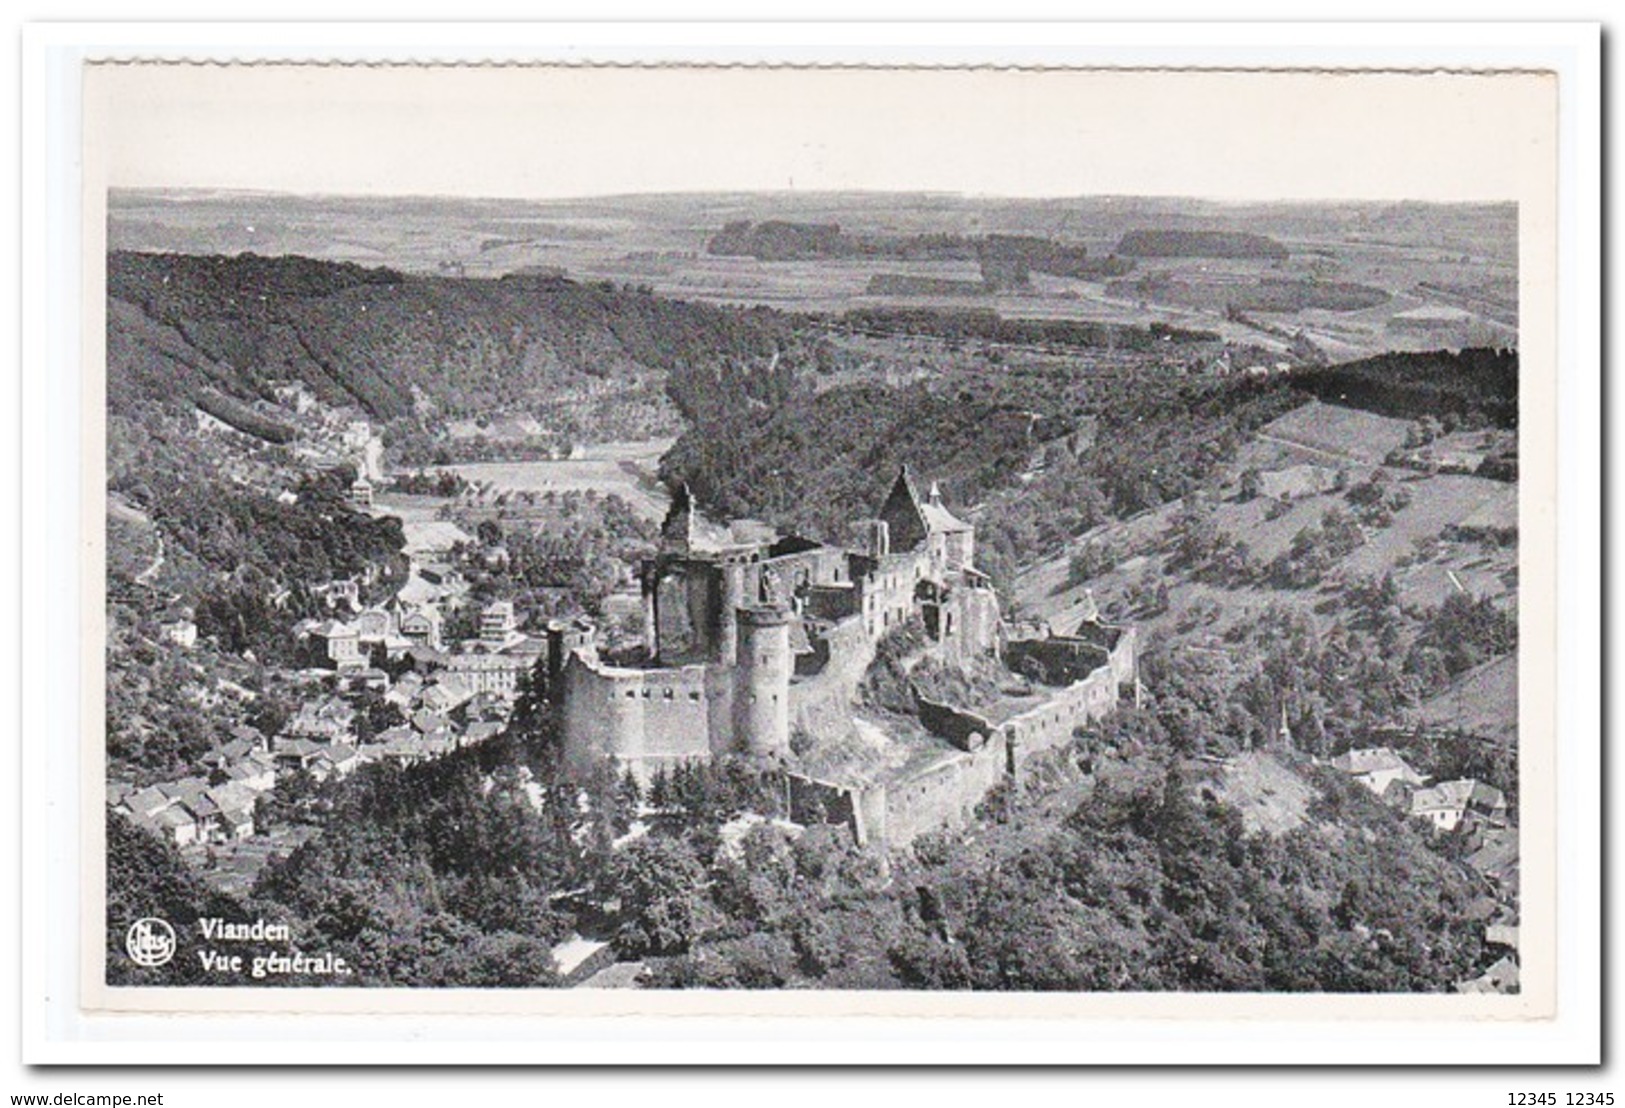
[47,45,1583,1048]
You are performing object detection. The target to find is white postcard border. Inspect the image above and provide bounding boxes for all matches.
[21,22,1603,1065]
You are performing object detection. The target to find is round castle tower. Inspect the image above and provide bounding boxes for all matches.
[732,604,792,757]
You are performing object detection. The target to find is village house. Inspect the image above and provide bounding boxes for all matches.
[204,781,260,840]
[352,606,406,651]
[221,753,278,794]
[1410,778,1509,833]
[312,743,362,782]
[476,600,521,647]
[465,691,513,722]
[336,666,391,694]
[347,474,375,508]
[314,578,361,613]
[283,695,358,742]
[460,720,504,749]
[1467,825,1520,902]
[418,675,475,716]
[300,619,365,672]
[161,615,198,650]
[271,736,328,775]
[116,776,258,846]
[395,565,470,612]
[440,640,544,697]
[379,729,455,767]
[201,735,263,771]
[398,605,445,651]
[1329,747,1428,798]
[410,709,453,737]
[384,671,426,712]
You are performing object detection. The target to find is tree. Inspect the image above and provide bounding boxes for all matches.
[1238,467,1263,502]
[609,836,715,957]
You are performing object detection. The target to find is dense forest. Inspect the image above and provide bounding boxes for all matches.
[706,222,1132,283]
[1287,348,1519,429]
[107,698,1492,990]
[107,251,797,422]
[660,340,1516,603]
[658,380,1045,542]
[661,361,1306,592]
[833,306,1219,349]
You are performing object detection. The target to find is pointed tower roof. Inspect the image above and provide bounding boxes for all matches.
[878,466,969,552]
[660,481,695,554]
[878,466,930,552]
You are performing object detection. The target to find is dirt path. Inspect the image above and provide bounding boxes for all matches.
[1252,432,1361,464]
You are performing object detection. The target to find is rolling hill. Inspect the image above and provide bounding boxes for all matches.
[107,251,798,423]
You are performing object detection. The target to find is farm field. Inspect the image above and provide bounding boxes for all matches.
[431,438,674,524]
[109,189,1518,361]
[1234,400,1414,468]
[1017,398,1519,660]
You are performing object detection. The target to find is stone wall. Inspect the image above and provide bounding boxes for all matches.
[1002,665,1119,770]
[915,695,996,752]
[856,550,931,640]
[560,652,717,782]
[935,582,1002,664]
[789,615,875,741]
[881,742,1007,847]
[1071,621,1138,688]
[1004,636,1111,686]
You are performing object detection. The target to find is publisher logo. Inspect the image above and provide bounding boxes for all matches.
[125,918,176,967]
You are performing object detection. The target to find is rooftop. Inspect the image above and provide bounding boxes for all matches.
[1330,747,1422,778]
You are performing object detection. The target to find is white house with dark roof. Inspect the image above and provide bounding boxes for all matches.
[1411,778,1509,833]
[1330,747,1428,796]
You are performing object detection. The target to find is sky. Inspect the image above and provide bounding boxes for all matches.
[84,64,1555,204]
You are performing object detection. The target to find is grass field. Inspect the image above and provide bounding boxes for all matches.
[1017,396,1519,672]
[1235,400,1414,468]
[1205,751,1318,837]
[1412,655,1518,745]
[429,438,674,525]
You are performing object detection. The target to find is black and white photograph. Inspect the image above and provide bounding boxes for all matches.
[87,61,1548,1005]
[17,32,1596,1079]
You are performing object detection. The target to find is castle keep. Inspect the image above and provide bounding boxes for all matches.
[548,468,1135,847]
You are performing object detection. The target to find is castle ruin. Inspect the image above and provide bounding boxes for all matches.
[547,468,1135,848]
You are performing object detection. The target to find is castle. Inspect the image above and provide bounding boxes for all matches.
[547,468,1136,847]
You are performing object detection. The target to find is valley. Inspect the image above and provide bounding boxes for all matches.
[102,192,1521,994]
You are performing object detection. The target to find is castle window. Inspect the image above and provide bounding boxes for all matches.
[689,691,701,702]
[641,689,651,699]
[663,688,674,700]
[625,690,635,699]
